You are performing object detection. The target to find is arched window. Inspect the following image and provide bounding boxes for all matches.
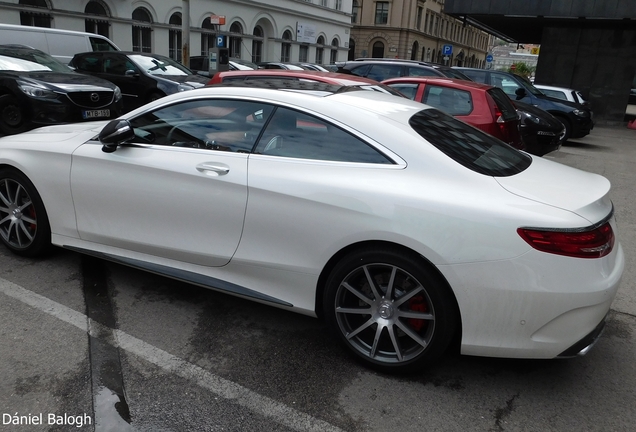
[372,41,384,58]
[330,38,339,63]
[19,0,51,27]
[348,38,355,61]
[229,22,243,58]
[411,41,419,61]
[85,0,109,37]
[281,30,292,62]
[169,12,182,61]
[132,7,152,53]
[315,36,325,64]
[201,17,218,55]
[252,26,263,64]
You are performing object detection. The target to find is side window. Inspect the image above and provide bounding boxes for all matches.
[367,64,402,81]
[407,67,439,77]
[461,69,487,84]
[75,54,102,73]
[347,64,371,77]
[422,85,473,116]
[90,37,118,51]
[491,73,521,97]
[103,55,135,75]
[387,83,419,100]
[541,88,567,101]
[127,99,274,152]
[254,107,392,164]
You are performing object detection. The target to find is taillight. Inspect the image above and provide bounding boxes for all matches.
[517,221,615,259]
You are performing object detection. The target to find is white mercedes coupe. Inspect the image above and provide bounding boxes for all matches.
[0,83,624,371]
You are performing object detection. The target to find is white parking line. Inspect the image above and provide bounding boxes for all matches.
[0,278,345,432]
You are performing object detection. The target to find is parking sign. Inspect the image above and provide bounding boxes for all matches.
[217,35,226,48]
[442,44,453,56]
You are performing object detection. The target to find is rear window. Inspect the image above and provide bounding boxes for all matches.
[423,85,473,116]
[409,109,531,177]
[486,88,519,121]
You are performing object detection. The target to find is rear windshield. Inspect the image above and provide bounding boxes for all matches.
[486,88,519,122]
[409,109,531,177]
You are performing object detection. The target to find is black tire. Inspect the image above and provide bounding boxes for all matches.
[323,247,458,372]
[555,116,571,142]
[0,94,29,135]
[0,168,51,257]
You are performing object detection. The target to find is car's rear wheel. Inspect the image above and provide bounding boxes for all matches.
[555,115,572,142]
[0,95,28,135]
[0,169,51,257]
[324,247,458,372]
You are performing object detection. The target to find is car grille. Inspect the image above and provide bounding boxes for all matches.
[65,91,114,109]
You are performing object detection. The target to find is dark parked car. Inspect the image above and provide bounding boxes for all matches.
[70,51,208,112]
[0,44,123,135]
[338,59,472,82]
[455,68,593,141]
[383,76,524,150]
[514,100,565,156]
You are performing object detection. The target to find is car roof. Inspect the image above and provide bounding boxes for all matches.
[534,84,576,92]
[211,69,383,85]
[382,76,493,91]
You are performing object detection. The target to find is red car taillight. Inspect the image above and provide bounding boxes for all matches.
[517,221,615,259]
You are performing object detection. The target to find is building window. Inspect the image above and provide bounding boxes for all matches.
[348,38,355,61]
[335,0,342,10]
[417,7,423,30]
[229,22,243,58]
[20,0,51,27]
[299,45,308,62]
[320,0,328,6]
[281,30,292,62]
[85,0,109,37]
[411,41,419,61]
[352,1,359,24]
[169,12,182,62]
[252,26,263,64]
[201,17,218,56]
[132,7,152,53]
[330,38,339,63]
[372,41,384,58]
[316,35,325,64]
[375,2,389,25]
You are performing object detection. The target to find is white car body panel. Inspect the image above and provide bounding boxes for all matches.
[0,85,623,360]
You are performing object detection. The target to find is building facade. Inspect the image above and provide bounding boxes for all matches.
[2,0,353,65]
[349,0,492,66]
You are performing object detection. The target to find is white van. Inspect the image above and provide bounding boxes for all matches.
[0,23,119,63]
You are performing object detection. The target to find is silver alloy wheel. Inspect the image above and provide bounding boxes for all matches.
[0,178,37,249]
[334,263,436,364]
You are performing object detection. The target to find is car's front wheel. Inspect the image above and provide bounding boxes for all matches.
[0,95,29,135]
[0,169,51,257]
[324,247,458,372]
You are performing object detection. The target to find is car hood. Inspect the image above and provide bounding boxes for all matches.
[16,71,116,91]
[0,121,109,144]
[155,74,208,88]
[496,156,612,224]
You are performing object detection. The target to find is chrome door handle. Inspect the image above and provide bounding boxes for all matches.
[196,162,230,176]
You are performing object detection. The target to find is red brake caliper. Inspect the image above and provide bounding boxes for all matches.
[408,295,427,332]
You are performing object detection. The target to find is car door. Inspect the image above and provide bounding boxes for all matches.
[70,98,273,267]
[490,72,531,103]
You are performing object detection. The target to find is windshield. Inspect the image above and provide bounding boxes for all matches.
[0,49,71,73]
[129,54,193,76]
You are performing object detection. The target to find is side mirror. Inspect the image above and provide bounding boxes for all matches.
[125,69,139,77]
[99,119,134,153]
[515,87,527,99]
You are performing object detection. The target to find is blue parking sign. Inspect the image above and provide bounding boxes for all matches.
[217,35,226,48]
[442,44,453,56]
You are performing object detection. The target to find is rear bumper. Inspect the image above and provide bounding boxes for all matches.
[557,313,608,357]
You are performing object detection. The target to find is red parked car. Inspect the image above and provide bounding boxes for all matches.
[207,69,403,96]
[383,77,524,149]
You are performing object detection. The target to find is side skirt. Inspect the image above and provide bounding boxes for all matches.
[63,245,293,307]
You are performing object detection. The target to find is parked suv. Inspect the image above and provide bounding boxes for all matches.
[455,68,593,141]
[0,44,122,135]
[337,59,472,82]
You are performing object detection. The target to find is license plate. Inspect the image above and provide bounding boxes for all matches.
[83,109,110,119]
